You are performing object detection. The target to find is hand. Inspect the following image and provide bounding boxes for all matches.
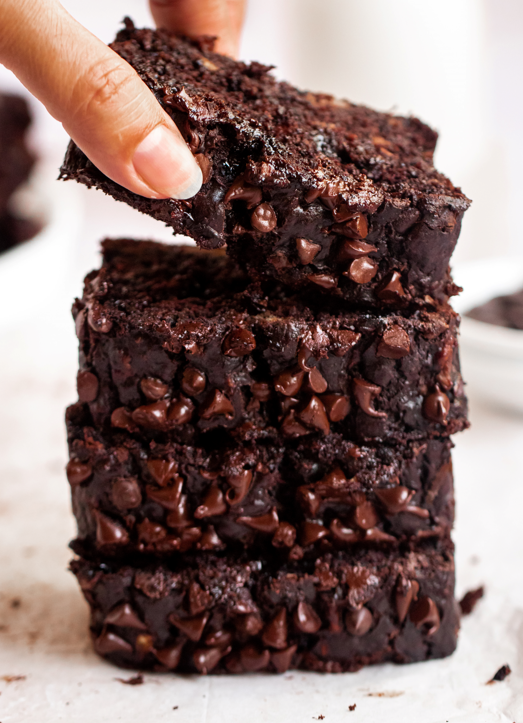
[0,0,246,200]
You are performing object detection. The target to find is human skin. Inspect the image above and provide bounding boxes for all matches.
[0,0,245,199]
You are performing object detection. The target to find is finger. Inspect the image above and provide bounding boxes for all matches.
[150,0,246,57]
[0,0,202,199]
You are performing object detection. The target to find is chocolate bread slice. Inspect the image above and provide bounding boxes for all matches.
[71,541,459,674]
[67,402,454,559]
[74,239,468,447]
[60,20,470,308]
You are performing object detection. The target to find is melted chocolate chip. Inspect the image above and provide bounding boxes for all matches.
[66,458,92,486]
[301,521,329,546]
[194,485,227,518]
[76,370,99,402]
[87,303,112,334]
[395,578,420,623]
[271,644,297,674]
[345,607,373,636]
[353,378,387,419]
[197,525,224,550]
[307,273,337,289]
[146,458,178,486]
[169,612,209,642]
[182,367,207,396]
[297,395,330,434]
[225,469,253,506]
[235,613,263,638]
[112,477,142,510]
[424,386,450,425]
[330,329,361,356]
[194,154,212,184]
[353,502,379,530]
[166,494,193,529]
[205,629,233,648]
[193,646,227,674]
[137,519,167,546]
[223,328,256,357]
[274,369,305,396]
[146,479,184,509]
[297,487,321,516]
[94,631,133,655]
[338,239,377,261]
[224,176,263,208]
[334,212,368,239]
[281,409,310,437]
[240,644,270,671]
[319,182,341,210]
[329,518,359,544]
[296,238,321,264]
[94,510,129,546]
[293,601,321,633]
[376,486,414,514]
[304,185,324,203]
[111,407,136,431]
[346,256,378,284]
[105,603,147,630]
[409,596,440,635]
[377,271,405,302]
[272,522,297,548]
[262,608,288,649]
[377,326,411,359]
[251,203,277,233]
[140,376,168,401]
[307,367,328,394]
[199,390,235,419]
[321,394,350,422]
[168,396,194,425]
[237,507,279,533]
[132,400,168,429]
[155,641,185,670]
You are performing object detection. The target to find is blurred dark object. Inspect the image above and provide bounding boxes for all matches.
[459,585,484,616]
[0,92,38,254]
[467,288,523,330]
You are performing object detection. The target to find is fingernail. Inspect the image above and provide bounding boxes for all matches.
[132,125,202,199]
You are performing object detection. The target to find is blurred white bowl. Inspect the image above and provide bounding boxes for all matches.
[453,256,523,415]
[0,163,82,332]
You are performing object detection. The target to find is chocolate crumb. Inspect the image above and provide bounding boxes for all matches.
[116,674,144,686]
[366,691,404,698]
[173,706,179,710]
[1,675,26,683]
[459,586,484,616]
[348,704,357,711]
[487,665,511,684]
[313,717,325,720]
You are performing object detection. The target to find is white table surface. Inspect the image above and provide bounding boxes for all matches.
[1,259,523,723]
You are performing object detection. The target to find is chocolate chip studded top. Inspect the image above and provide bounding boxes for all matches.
[60,20,470,308]
[74,239,468,447]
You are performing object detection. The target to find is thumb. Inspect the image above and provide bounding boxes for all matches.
[0,0,202,200]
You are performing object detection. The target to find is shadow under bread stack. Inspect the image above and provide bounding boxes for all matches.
[63,22,470,674]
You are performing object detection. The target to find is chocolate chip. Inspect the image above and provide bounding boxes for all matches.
[271,644,297,674]
[293,601,321,633]
[224,176,263,208]
[319,182,341,210]
[197,525,224,550]
[281,409,310,437]
[94,511,129,546]
[251,382,271,401]
[225,469,253,506]
[459,586,484,616]
[105,603,147,630]
[193,646,227,674]
[345,607,373,636]
[205,629,233,648]
[111,407,136,431]
[94,631,133,656]
[329,518,359,544]
[112,477,142,510]
[182,367,206,396]
[304,185,324,203]
[262,608,288,649]
[146,458,178,486]
[409,596,440,635]
[169,612,209,642]
[338,239,377,261]
[223,328,256,357]
[199,390,234,419]
[300,521,329,546]
[66,458,92,486]
[307,273,337,289]
[235,613,263,637]
[353,502,379,530]
[87,303,112,334]
[377,326,411,359]
[272,522,297,548]
[395,578,420,623]
[333,212,368,239]
[146,481,184,510]
[194,485,227,518]
[423,386,450,425]
[77,370,99,402]
[274,370,305,396]
[377,271,405,302]
[297,487,321,516]
[296,238,321,264]
[237,507,279,534]
[330,329,361,356]
[321,394,350,422]
[353,378,387,419]
[297,396,330,433]
[251,203,277,233]
[132,400,168,429]
[135,635,154,655]
[346,257,378,284]
[307,367,328,394]
[168,396,194,425]
[137,519,167,546]
[376,486,414,514]
[166,494,193,529]
[140,376,168,401]
[363,527,395,542]
[186,127,201,152]
[297,346,314,371]
[155,641,185,670]
[194,154,212,184]
[224,653,244,674]
[325,602,342,633]
[240,644,270,671]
